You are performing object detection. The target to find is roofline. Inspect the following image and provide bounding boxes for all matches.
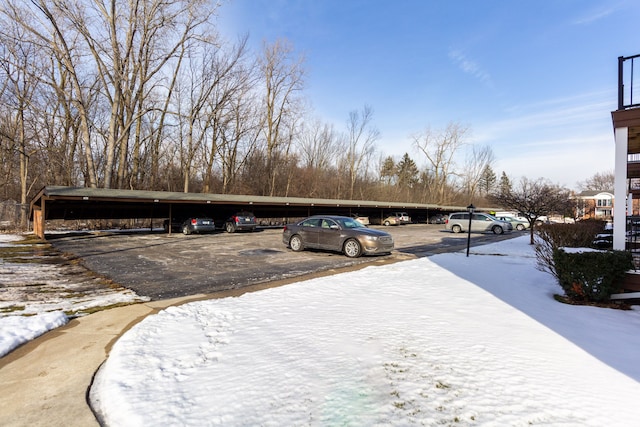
[32,185,483,210]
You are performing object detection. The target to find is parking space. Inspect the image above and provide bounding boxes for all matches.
[48,224,520,300]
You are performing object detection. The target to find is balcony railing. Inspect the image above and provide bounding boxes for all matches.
[618,54,640,110]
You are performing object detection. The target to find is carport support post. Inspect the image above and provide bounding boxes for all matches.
[33,206,44,239]
[466,204,474,257]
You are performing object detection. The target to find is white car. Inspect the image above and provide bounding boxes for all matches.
[497,216,529,231]
[390,211,411,224]
[351,214,370,226]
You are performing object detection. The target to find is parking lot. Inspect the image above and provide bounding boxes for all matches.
[49,224,520,300]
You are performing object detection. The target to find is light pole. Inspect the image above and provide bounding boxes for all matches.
[466,204,475,257]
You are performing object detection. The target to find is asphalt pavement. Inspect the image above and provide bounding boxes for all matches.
[47,225,519,300]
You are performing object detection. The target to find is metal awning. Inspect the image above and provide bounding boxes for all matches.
[30,186,463,238]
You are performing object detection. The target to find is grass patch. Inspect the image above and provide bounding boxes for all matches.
[435,380,450,389]
[64,301,142,316]
[0,238,62,264]
[61,292,89,299]
[0,305,25,313]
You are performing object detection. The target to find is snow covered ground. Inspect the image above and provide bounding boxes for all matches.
[85,235,640,426]
[0,233,148,357]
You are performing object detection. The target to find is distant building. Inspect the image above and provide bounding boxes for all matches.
[575,190,614,220]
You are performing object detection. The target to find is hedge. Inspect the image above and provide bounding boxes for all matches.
[553,249,633,302]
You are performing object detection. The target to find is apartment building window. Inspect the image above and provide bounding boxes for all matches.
[597,199,612,207]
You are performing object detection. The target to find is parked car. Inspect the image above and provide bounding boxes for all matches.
[391,211,411,224]
[181,217,217,235]
[163,218,183,233]
[282,215,394,258]
[496,216,529,231]
[225,211,257,233]
[351,214,370,226]
[381,214,401,226]
[429,214,447,224]
[445,212,513,234]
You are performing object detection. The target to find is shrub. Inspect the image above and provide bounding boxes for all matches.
[534,220,607,279]
[552,249,633,302]
[538,220,605,248]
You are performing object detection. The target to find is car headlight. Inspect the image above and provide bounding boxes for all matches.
[364,235,379,241]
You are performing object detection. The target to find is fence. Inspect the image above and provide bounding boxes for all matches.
[0,200,30,232]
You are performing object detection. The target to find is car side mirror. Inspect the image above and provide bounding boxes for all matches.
[330,224,339,230]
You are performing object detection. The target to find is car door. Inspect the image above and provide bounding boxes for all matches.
[471,213,493,232]
[317,218,342,250]
[298,218,322,248]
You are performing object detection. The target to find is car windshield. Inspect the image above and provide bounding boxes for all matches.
[336,217,365,229]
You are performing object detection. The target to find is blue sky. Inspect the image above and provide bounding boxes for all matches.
[217,0,640,189]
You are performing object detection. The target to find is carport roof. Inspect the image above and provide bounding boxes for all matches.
[30,186,446,221]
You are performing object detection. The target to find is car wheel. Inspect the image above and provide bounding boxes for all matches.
[289,235,304,252]
[225,222,236,233]
[343,238,362,258]
[451,224,462,233]
[383,220,390,226]
[492,225,504,235]
[516,224,525,231]
[182,224,191,235]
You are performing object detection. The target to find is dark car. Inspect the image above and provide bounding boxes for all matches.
[282,215,394,258]
[225,211,257,233]
[163,218,183,233]
[181,217,216,235]
[428,214,447,224]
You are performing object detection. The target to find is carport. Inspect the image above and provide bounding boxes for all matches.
[30,186,451,239]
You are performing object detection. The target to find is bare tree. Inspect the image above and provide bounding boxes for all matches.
[175,36,250,193]
[413,122,468,204]
[195,37,251,193]
[0,14,47,224]
[258,39,305,196]
[218,81,261,193]
[14,0,218,189]
[341,105,379,199]
[490,177,573,244]
[298,119,339,171]
[9,0,102,187]
[577,170,615,192]
[296,118,339,197]
[461,144,495,200]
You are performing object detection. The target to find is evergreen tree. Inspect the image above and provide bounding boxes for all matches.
[396,153,419,189]
[380,156,396,185]
[499,171,512,195]
[479,165,497,195]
